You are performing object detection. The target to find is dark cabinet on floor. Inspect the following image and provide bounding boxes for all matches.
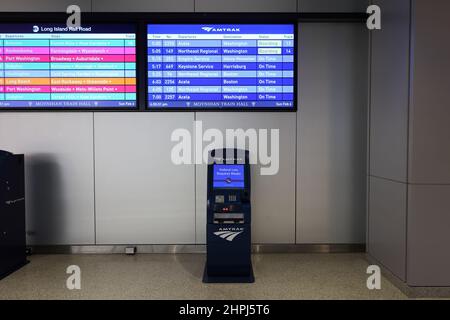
[0,150,27,279]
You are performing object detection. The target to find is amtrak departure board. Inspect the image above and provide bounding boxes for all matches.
[0,24,136,109]
[147,24,295,110]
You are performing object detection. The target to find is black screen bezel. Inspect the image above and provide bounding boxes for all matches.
[0,17,140,111]
[145,20,298,112]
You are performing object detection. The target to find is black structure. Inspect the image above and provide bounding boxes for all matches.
[203,149,254,283]
[0,150,27,279]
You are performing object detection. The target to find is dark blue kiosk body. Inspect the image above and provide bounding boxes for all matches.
[203,149,254,283]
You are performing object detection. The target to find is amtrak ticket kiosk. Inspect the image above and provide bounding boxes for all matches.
[203,149,254,283]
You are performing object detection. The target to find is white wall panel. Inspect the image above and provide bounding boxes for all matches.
[94,113,195,244]
[297,23,368,243]
[195,113,296,244]
[0,113,95,245]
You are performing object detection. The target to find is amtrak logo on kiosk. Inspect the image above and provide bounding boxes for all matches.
[214,227,244,242]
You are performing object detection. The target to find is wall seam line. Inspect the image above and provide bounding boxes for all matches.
[405,0,415,284]
[369,175,408,185]
[408,182,450,186]
[367,0,373,251]
[194,112,197,244]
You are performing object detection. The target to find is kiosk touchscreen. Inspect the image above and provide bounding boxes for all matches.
[203,149,254,283]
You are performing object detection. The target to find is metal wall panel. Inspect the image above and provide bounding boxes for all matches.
[195,0,297,12]
[195,113,296,244]
[0,0,91,12]
[408,0,450,184]
[297,23,368,243]
[407,184,450,286]
[92,0,194,12]
[0,113,95,245]
[369,0,411,182]
[368,177,407,281]
[94,113,196,244]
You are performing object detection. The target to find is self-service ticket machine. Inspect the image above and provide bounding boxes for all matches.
[203,149,254,283]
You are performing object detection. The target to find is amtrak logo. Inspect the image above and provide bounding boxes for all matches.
[202,26,240,33]
[212,156,244,163]
[214,228,244,242]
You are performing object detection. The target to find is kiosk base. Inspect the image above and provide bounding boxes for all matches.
[202,265,255,284]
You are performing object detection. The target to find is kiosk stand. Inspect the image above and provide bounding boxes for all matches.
[203,149,254,283]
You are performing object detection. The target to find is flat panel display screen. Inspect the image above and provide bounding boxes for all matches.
[0,24,136,109]
[213,164,245,189]
[147,24,295,110]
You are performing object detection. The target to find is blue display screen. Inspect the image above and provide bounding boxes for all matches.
[147,24,295,109]
[213,164,245,189]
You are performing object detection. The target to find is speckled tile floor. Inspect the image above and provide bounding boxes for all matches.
[0,253,408,300]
